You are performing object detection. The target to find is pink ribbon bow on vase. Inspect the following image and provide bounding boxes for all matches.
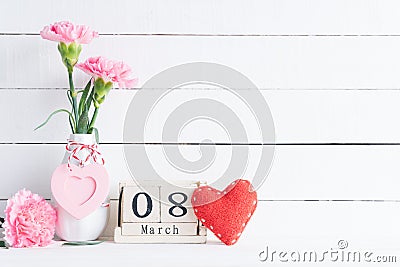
[65,140,105,169]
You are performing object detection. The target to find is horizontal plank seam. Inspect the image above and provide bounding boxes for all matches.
[2,143,400,146]
[1,199,400,202]
[4,33,400,37]
[3,88,400,91]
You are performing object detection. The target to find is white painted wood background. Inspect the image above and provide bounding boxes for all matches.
[2,0,400,266]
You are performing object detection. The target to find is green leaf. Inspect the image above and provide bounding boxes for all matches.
[62,241,103,246]
[68,114,75,133]
[67,90,72,105]
[86,87,95,111]
[34,109,75,131]
[89,127,99,143]
[76,108,89,134]
[78,79,92,116]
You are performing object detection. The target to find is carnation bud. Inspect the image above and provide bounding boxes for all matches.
[57,42,82,72]
[93,78,113,108]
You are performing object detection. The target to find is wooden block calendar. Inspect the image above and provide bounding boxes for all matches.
[114,181,207,243]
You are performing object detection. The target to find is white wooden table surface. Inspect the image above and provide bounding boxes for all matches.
[3,239,400,267]
[2,234,400,266]
[3,201,400,266]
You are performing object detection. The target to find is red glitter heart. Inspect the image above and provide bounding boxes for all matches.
[191,179,257,245]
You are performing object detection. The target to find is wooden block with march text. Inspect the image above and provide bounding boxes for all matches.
[115,181,207,243]
[114,227,207,244]
[121,222,198,236]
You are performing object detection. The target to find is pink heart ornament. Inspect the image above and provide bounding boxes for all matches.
[51,164,109,220]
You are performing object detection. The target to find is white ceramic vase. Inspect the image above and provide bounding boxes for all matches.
[54,134,109,241]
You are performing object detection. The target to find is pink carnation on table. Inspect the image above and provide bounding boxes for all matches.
[76,56,138,88]
[3,189,56,248]
[40,21,98,44]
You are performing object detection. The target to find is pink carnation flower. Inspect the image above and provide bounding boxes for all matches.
[40,21,98,44]
[76,56,138,88]
[3,189,56,248]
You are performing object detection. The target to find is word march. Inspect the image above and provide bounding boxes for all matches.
[141,224,179,235]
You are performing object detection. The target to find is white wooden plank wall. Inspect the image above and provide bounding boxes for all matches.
[1,0,400,241]
[4,36,400,89]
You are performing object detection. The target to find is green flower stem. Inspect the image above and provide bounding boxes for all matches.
[68,70,79,132]
[88,107,99,133]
